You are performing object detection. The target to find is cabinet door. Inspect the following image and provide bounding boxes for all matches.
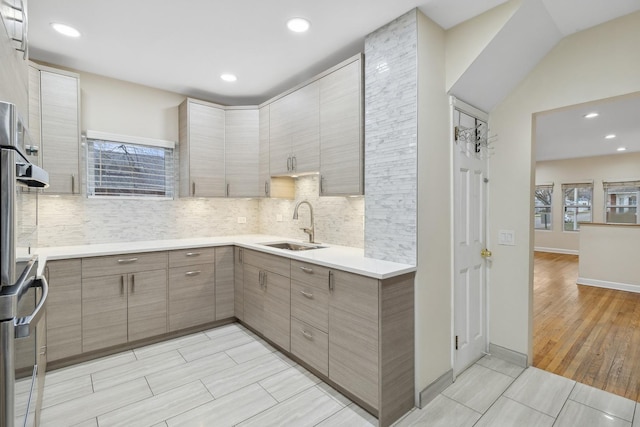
[234,247,244,320]
[168,263,215,331]
[27,66,41,166]
[45,259,82,361]
[263,271,291,351]
[320,59,363,196]
[40,70,80,194]
[225,109,259,197]
[242,264,264,333]
[127,269,167,342]
[290,81,320,174]
[82,274,128,352]
[215,246,235,320]
[259,105,270,197]
[187,101,225,197]
[268,94,293,176]
[329,270,379,409]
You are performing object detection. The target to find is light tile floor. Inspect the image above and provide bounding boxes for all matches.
[34,322,639,426]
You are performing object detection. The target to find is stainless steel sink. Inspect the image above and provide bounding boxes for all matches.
[260,241,326,251]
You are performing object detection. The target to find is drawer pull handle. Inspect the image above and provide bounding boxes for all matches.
[120,275,124,294]
[117,258,138,264]
[299,266,313,274]
[328,271,334,291]
[185,252,200,257]
[185,271,201,277]
[300,290,314,299]
[301,329,313,340]
[131,274,135,293]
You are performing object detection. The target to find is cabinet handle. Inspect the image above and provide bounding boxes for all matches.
[131,274,135,293]
[259,271,263,287]
[71,174,75,194]
[300,290,314,299]
[120,275,124,295]
[185,252,200,257]
[192,181,196,196]
[299,266,313,274]
[328,271,334,291]
[292,156,297,171]
[320,175,324,195]
[265,180,269,197]
[226,183,230,197]
[287,157,291,172]
[263,272,267,289]
[117,258,138,264]
[239,248,243,264]
[301,329,313,340]
[185,271,201,277]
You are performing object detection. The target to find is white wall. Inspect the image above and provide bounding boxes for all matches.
[535,152,640,253]
[415,11,452,397]
[488,11,640,360]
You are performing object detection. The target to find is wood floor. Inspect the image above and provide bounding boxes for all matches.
[533,251,640,401]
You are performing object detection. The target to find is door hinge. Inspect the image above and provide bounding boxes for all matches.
[455,335,459,350]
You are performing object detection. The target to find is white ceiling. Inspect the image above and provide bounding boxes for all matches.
[535,93,640,162]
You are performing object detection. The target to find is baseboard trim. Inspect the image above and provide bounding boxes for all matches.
[418,369,453,408]
[488,343,528,368]
[534,247,579,255]
[577,277,640,294]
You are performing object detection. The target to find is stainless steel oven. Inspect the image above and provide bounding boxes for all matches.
[1,101,49,427]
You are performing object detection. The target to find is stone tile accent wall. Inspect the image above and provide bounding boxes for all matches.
[364,9,418,265]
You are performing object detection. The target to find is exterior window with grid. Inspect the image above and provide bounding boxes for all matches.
[604,180,640,224]
[534,184,553,230]
[562,183,592,231]
[86,131,175,199]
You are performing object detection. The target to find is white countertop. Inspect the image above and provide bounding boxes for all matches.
[29,235,416,280]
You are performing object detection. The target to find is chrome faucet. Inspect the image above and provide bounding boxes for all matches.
[293,200,315,243]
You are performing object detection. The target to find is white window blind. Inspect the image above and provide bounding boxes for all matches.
[86,131,175,199]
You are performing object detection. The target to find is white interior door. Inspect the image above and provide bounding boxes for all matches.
[453,103,489,376]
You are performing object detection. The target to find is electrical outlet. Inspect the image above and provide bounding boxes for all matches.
[237,217,246,224]
[276,214,283,222]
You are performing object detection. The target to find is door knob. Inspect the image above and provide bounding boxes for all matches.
[481,248,492,258]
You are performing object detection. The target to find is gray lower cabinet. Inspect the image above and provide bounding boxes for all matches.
[215,246,235,320]
[45,259,82,362]
[81,252,168,353]
[242,249,291,351]
[234,247,244,320]
[168,248,216,331]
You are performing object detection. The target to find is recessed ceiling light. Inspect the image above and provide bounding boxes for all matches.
[617,147,627,152]
[287,17,311,33]
[51,22,81,38]
[583,112,599,119]
[605,134,616,139]
[220,74,237,82]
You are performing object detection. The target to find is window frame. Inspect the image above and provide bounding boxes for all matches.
[534,183,554,231]
[561,182,593,232]
[85,130,176,200]
[603,180,640,224]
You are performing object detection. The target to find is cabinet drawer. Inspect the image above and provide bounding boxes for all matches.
[243,249,290,276]
[291,260,330,289]
[168,263,215,331]
[291,279,328,333]
[291,317,328,376]
[82,251,168,278]
[169,247,216,268]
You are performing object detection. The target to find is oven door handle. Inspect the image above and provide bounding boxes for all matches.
[14,276,48,339]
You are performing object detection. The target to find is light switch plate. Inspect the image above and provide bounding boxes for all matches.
[498,229,515,246]
[237,217,246,224]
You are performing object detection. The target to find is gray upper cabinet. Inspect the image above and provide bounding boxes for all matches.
[31,66,81,194]
[179,98,226,197]
[225,108,260,197]
[259,105,270,197]
[269,81,320,176]
[319,57,363,196]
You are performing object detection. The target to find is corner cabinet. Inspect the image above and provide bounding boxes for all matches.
[319,56,363,196]
[29,64,81,194]
[225,108,260,197]
[258,105,270,197]
[269,81,320,176]
[179,98,226,197]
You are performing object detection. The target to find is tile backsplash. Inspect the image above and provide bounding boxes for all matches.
[30,175,364,248]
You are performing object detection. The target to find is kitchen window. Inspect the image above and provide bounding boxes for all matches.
[604,180,640,224]
[562,183,592,231]
[86,131,175,199]
[534,184,553,230]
